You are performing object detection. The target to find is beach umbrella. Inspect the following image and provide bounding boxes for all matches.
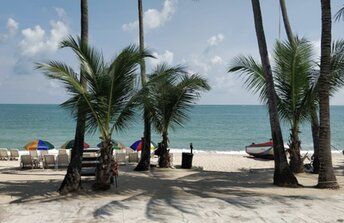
[130,139,156,151]
[24,139,54,150]
[97,140,126,150]
[61,139,90,149]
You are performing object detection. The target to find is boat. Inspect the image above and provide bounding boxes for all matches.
[245,140,274,159]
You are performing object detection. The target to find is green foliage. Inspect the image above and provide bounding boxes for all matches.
[140,63,210,135]
[36,36,149,140]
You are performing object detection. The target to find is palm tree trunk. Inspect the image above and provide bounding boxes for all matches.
[311,112,320,173]
[158,131,171,168]
[135,0,151,171]
[58,0,88,194]
[288,123,303,173]
[251,0,298,187]
[93,139,113,190]
[279,0,293,42]
[317,0,339,189]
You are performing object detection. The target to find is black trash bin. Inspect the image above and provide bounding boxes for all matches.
[181,152,193,169]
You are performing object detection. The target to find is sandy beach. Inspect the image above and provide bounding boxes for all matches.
[1,152,344,223]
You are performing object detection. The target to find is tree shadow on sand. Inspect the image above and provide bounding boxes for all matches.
[1,165,343,221]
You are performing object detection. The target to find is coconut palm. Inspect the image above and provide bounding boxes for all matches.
[229,37,314,174]
[309,39,344,173]
[58,0,89,195]
[317,0,339,189]
[141,64,210,167]
[135,0,152,171]
[250,0,297,186]
[37,36,149,190]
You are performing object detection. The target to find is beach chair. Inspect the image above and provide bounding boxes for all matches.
[29,150,39,159]
[43,155,56,169]
[58,149,67,155]
[39,150,48,162]
[57,154,69,168]
[0,148,9,160]
[125,147,134,155]
[115,152,126,165]
[9,149,19,160]
[20,155,33,169]
[128,152,139,163]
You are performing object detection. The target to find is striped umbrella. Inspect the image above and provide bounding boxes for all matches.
[24,139,55,150]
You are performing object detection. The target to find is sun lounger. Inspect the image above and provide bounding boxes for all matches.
[58,149,67,155]
[39,150,48,162]
[29,150,39,159]
[128,152,139,163]
[43,155,56,169]
[115,152,126,165]
[0,148,9,160]
[20,155,33,169]
[9,149,19,160]
[57,154,69,168]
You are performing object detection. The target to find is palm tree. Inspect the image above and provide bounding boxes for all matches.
[37,36,149,190]
[317,0,339,189]
[229,38,314,173]
[250,0,298,186]
[135,0,152,171]
[141,64,210,167]
[58,0,89,194]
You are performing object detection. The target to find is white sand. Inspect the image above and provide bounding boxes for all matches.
[1,152,344,222]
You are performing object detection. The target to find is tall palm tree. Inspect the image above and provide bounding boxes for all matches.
[135,0,152,171]
[229,38,314,173]
[37,36,149,190]
[58,0,89,194]
[142,64,210,167]
[317,0,339,188]
[250,0,298,186]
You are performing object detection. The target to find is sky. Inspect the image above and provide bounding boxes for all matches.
[0,0,343,105]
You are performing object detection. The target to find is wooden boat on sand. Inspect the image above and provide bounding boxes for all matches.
[245,140,274,159]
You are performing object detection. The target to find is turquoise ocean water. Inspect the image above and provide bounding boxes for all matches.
[1,104,344,152]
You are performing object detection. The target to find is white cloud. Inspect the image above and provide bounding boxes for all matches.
[122,0,175,32]
[7,18,19,34]
[19,20,69,57]
[207,33,225,46]
[55,7,66,18]
[148,50,174,68]
[211,56,223,65]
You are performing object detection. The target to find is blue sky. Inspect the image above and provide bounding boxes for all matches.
[0,0,343,105]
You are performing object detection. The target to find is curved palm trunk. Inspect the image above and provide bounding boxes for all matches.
[317,0,339,189]
[279,0,293,43]
[58,0,88,194]
[135,0,151,171]
[93,139,114,190]
[251,0,298,187]
[288,122,303,173]
[158,131,171,168]
[311,112,320,173]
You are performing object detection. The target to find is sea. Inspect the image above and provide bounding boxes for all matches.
[1,104,344,153]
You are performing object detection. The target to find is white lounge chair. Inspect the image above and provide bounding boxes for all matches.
[58,149,67,155]
[43,155,56,169]
[128,152,139,163]
[57,154,69,168]
[39,150,48,162]
[20,155,33,169]
[29,150,39,159]
[0,148,9,160]
[115,152,126,165]
[9,149,19,160]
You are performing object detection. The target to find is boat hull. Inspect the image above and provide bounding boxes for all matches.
[245,141,274,159]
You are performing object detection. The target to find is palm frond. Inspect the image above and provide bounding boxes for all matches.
[334,5,344,22]
[228,55,268,103]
